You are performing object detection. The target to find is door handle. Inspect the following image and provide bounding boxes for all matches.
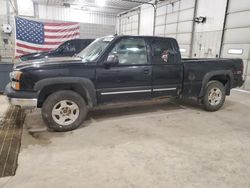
[143,69,150,75]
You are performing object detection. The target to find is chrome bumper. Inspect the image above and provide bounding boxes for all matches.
[9,98,37,109]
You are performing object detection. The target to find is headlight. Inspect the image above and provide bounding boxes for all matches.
[11,81,20,90]
[10,71,22,81]
[10,71,22,90]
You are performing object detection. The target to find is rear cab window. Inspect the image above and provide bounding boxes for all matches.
[151,38,177,64]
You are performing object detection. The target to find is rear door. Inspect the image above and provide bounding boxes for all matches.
[151,38,183,97]
[96,37,152,103]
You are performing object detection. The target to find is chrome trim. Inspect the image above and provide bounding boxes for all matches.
[153,88,176,92]
[9,98,37,109]
[101,89,151,95]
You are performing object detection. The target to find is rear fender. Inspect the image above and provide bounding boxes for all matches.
[199,70,233,97]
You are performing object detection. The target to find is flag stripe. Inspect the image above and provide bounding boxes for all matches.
[17,40,60,49]
[44,24,80,30]
[45,30,80,36]
[44,32,80,39]
[17,42,53,51]
[16,49,34,55]
[45,41,64,45]
[45,22,79,26]
[44,27,80,33]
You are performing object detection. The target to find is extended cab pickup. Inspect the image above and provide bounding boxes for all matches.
[5,35,244,131]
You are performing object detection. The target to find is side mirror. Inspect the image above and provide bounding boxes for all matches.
[104,54,119,67]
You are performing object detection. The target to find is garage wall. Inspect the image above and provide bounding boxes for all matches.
[0,0,15,61]
[37,4,117,26]
[139,4,154,36]
[118,8,140,35]
[192,0,227,58]
[221,0,250,90]
[0,1,116,60]
[154,0,196,58]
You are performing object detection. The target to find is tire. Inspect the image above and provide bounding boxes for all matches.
[202,81,226,111]
[42,90,87,132]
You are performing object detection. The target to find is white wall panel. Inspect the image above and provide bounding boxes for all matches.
[228,0,250,13]
[178,21,193,33]
[167,1,180,13]
[177,33,192,44]
[221,44,250,60]
[224,28,250,44]
[226,11,250,29]
[179,44,190,58]
[165,23,177,34]
[179,8,194,22]
[139,4,154,35]
[118,8,140,35]
[155,15,166,26]
[155,25,165,35]
[166,12,178,24]
[180,0,195,10]
[221,0,250,90]
[156,6,166,16]
[38,4,116,25]
[195,0,227,32]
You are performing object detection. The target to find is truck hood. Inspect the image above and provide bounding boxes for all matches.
[14,56,82,70]
[20,51,49,61]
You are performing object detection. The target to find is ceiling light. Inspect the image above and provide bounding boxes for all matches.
[96,0,106,7]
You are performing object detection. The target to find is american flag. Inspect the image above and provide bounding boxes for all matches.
[15,16,80,57]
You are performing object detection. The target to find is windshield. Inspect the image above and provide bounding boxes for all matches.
[77,37,113,62]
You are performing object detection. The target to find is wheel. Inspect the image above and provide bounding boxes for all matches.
[202,81,226,111]
[42,90,87,132]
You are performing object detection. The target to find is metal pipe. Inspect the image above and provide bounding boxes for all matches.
[190,0,198,58]
[6,0,10,24]
[219,0,230,58]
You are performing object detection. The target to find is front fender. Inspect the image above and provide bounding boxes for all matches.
[34,77,97,107]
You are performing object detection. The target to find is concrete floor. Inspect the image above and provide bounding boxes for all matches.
[0,90,250,188]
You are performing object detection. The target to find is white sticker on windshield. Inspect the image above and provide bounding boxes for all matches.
[103,37,114,42]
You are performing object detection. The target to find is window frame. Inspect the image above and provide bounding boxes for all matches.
[150,38,178,64]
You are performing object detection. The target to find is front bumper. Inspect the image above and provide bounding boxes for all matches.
[4,83,38,109]
[9,98,37,109]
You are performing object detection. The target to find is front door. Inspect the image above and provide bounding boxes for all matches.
[96,38,152,103]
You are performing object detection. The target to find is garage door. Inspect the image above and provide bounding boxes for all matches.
[118,8,140,35]
[221,0,250,90]
[155,0,196,58]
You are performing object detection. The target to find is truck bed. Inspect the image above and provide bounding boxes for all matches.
[181,58,244,97]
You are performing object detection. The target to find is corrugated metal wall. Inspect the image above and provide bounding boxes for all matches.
[38,4,117,26]
[221,0,250,90]
[192,0,227,58]
[0,2,117,60]
[154,0,196,58]
[118,8,140,35]
[0,0,15,61]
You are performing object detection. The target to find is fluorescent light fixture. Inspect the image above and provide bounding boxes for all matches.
[96,0,106,7]
[180,48,187,53]
[228,49,243,55]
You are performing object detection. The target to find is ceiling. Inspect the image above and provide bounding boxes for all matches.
[33,0,154,14]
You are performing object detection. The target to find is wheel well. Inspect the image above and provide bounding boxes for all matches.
[209,75,231,95]
[37,83,90,108]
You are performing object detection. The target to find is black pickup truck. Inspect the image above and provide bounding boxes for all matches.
[5,35,244,131]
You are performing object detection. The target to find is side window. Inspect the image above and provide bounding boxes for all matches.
[152,39,175,64]
[62,42,76,53]
[108,38,148,65]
